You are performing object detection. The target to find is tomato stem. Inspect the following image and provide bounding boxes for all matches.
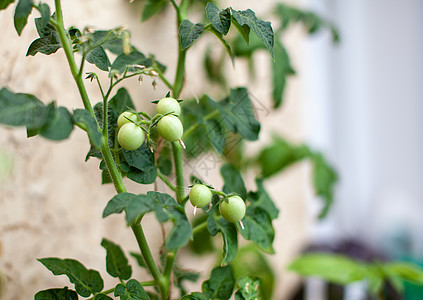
[171,141,185,205]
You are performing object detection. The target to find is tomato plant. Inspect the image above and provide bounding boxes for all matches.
[0,0,346,299]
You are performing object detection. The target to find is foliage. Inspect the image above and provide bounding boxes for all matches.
[0,0,344,299]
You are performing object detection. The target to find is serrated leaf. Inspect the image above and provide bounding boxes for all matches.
[208,88,260,141]
[86,45,111,71]
[230,8,274,59]
[272,38,295,108]
[288,253,366,285]
[72,109,102,150]
[247,178,279,220]
[205,3,231,35]
[179,20,204,51]
[311,152,338,219]
[258,135,310,178]
[174,266,200,297]
[207,216,237,265]
[34,287,78,300]
[0,88,47,129]
[122,144,157,184]
[234,276,261,300]
[38,3,50,31]
[27,21,61,56]
[202,265,235,300]
[142,0,167,22]
[240,206,275,253]
[129,252,147,269]
[101,238,132,280]
[0,0,15,10]
[40,106,74,141]
[181,292,208,300]
[38,258,104,297]
[220,163,247,199]
[110,50,152,75]
[14,0,33,35]
[103,192,140,218]
[114,279,149,300]
[108,88,136,128]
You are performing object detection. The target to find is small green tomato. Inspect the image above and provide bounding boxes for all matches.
[189,184,212,209]
[219,195,246,223]
[117,123,144,151]
[117,111,138,128]
[156,97,181,116]
[157,115,183,142]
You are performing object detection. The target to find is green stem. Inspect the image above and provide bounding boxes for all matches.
[163,251,176,280]
[132,223,168,298]
[182,109,219,139]
[157,170,176,192]
[192,220,208,235]
[53,0,94,117]
[171,142,185,204]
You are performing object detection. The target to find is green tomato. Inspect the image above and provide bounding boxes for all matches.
[117,111,138,128]
[117,123,144,151]
[219,195,246,223]
[157,115,183,142]
[189,184,212,208]
[156,97,181,116]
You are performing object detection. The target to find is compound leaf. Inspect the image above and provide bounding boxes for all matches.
[207,216,237,265]
[240,206,275,253]
[220,163,247,199]
[205,3,231,35]
[114,279,149,300]
[202,265,235,300]
[34,287,78,300]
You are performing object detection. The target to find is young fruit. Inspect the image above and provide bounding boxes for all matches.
[117,111,138,128]
[156,97,181,116]
[157,115,183,142]
[117,123,144,151]
[219,195,246,223]
[189,184,213,208]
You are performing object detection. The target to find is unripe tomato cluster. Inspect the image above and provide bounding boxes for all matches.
[189,184,246,225]
[156,97,183,142]
[116,97,184,151]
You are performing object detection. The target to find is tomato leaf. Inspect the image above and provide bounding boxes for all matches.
[311,152,338,219]
[86,45,111,71]
[95,295,113,300]
[209,88,260,141]
[272,37,295,108]
[142,0,168,22]
[0,88,47,129]
[288,253,366,285]
[72,109,102,150]
[34,287,78,300]
[239,206,275,253]
[122,144,157,184]
[205,3,231,35]
[129,252,147,270]
[181,292,208,300]
[39,106,74,141]
[179,20,204,51]
[108,88,136,128]
[110,50,152,75]
[230,8,274,59]
[38,3,50,31]
[38,258,104,297]
[14,0,33,35]
[173,266,201,297]
[26,20,61,56]
[103,192,141,218]
[202,265,235,299]
[0,0,15,10]
[247,178,279,220]
[101,239,132,281]
[114,279,149,300]
[234,276,261,300]
[220,163,247,199]
[207,216,237,265]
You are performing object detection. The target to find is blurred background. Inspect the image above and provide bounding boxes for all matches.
[0,0,422,299]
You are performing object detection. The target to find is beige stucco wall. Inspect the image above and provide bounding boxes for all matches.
[0,0,310,299]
